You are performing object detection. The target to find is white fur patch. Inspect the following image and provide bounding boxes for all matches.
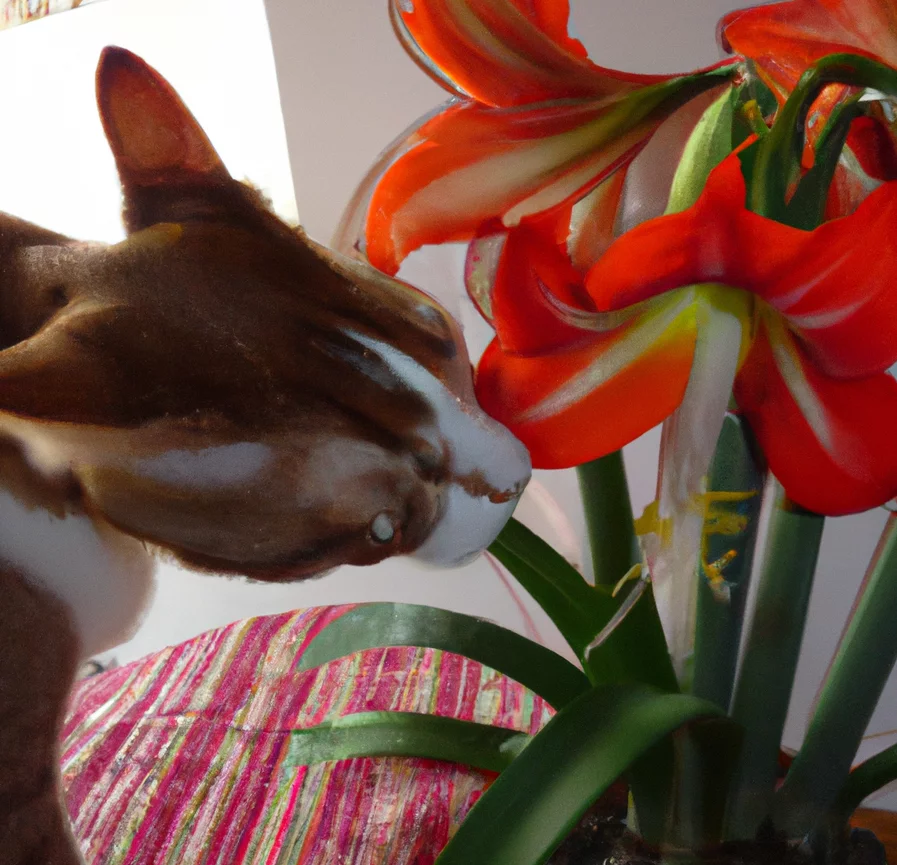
[413,482,521,567]
[346,331,531,564]
[132,442,274,489]
[0,490,154,659]
[348,331,531,497]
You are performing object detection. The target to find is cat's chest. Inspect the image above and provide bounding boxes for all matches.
[0,483,154,659]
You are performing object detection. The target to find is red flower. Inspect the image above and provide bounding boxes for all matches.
[477,152,897,517]
[362,0,738,275]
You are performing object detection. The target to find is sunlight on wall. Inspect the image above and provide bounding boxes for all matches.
[0,0,297,241]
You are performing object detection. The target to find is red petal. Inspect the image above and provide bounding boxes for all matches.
[566,167,628,271]
[586,154,897,378]
[824,115,897,219]
[734,324,897,515]
[490,221,596,354]
[846,114,897,180]
[475,297,697,468]
[366,97,661,273]
[720,0,897,98]
[392,0,668,106]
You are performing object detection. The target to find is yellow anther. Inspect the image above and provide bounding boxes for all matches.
[700,490,758,600]
[635,490,758,599]
[741,99,770,136]
[634,500,673,545]
[704,548,737,590]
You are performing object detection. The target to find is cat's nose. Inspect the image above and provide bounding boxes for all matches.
[412,417,531,567]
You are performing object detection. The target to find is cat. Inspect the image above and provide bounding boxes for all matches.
[0,47,530,863]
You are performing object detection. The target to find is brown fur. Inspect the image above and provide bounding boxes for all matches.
[0,565,81,865]
[0,47,526,580]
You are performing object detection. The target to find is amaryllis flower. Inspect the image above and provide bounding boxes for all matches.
[477,146,897,665]
[360,0,739,275]
[479,150,897,512]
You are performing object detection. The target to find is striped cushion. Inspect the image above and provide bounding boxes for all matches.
[62,605,552,863]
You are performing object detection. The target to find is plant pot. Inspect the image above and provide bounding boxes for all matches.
[545,796,894,865]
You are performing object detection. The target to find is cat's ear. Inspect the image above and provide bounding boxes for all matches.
[96,47,234,232]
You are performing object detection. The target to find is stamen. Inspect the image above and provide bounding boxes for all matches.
[700,490,758,603]
[612,563,645,598]
[585,565,649,658]
[636,490,757,605]
[740,99,771,137]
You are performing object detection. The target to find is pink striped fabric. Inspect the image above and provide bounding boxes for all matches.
[62,605,553,863]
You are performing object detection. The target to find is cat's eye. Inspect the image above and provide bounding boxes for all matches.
[369,512,397,545]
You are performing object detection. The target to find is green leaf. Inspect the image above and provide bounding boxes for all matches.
[283,711,529,774]
[435,684,724,865]
[296,602,590,709]
[490,518,610,656]
[667,85,736,214]
[493,518,678,693]
[833,741,897,822]
[773,515,897,837]
[597,581,679,694]
[784,95,863,230]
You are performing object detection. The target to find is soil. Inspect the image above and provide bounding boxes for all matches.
[547,788,888,865]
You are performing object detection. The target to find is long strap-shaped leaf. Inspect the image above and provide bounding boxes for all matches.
[284,711,529,774]
[491,518,609,655]
[493,519,678,692]
[296,602,591,709]
[832,742,897,823]
[435,684,724,865]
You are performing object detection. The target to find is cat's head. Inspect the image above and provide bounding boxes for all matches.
[0,47,530,579]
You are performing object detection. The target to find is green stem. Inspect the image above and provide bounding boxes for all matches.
[577,451,678,693]
[577,451,638,587]
[834,740,897,823]
[674,719,746,850]
[692,414,764,711]
[780,95,863,230]
[772,515,897,838]
[675,417,762,851]
[751,53,897,220]
[725,487,825,840]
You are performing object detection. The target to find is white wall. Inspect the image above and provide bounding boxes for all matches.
[3,0,895,806]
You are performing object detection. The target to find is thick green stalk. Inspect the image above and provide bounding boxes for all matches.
[674,417,762,851]
[833,740,897,823]
[577,451,638,588]
[691,415,764,710]
[725,488,825,840]
[577,451,678,692]
[772,515,897,838]
[674,719,745,850]
[751,53,897,221]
